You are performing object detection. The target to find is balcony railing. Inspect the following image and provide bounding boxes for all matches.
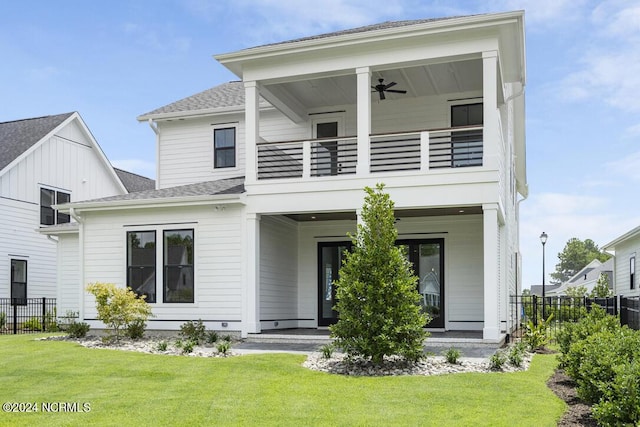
[256,126,483,180]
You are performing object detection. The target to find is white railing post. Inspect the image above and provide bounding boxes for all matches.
[420,131,430,172]
[302,140,311,179]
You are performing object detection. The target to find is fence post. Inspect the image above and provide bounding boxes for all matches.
[42,297,47,332]
[12,298,18,335]
[532,295,538,326]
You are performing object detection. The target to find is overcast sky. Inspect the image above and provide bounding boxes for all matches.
[2,0,639,290]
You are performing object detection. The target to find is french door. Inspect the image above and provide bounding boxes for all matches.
[317,242,350,326]
[399,239,445,328]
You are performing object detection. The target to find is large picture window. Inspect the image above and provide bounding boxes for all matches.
[40,188,71,225]
[11,259,27,305]
[164,229,194,303]
[214,127,236,168]
[127,231,156,303]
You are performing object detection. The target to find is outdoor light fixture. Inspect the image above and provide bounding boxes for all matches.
[540,232,548,319]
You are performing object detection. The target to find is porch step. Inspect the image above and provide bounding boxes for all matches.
[245,333,332,345]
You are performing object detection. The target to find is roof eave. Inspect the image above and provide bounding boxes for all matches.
[215,11,525,78]
[137,103,274,122]
[603,225,640,251]
[57,193,245,213]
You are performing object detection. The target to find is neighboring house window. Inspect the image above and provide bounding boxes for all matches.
[11,259,27,305]
[40,188,71,225]
[164,229,194,303]
[214,127,236,168]
[451,103,483,167]
[127,231,156,303]
[631,256,636,290]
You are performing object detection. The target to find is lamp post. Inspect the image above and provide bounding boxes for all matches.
[540,232,548,320]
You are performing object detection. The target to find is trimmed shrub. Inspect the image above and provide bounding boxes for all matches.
[67,321,90,338]
[125,318,146,339]
[23,317,42,331]
[489,351,506,371]
[444,348,461,364]
[592,359,640,426]
[179,319,206,344]
[217,341,231,356]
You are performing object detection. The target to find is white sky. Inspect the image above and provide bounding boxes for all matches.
[2,0,640,290]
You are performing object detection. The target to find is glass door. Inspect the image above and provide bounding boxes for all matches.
[318,242,350,326]
[399,239,445,328]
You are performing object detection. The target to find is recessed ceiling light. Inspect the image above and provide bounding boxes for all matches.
[311,216,316,220]
[459,210,465,213]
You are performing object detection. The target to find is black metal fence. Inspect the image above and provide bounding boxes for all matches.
[510,295,639,341]
[0,298,57,334]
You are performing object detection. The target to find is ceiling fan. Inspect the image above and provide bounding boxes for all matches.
[372,78,407,100]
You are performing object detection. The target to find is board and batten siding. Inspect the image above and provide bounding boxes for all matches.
[259,215,299,328]
[0,198,56,298]
[80,204,244,330]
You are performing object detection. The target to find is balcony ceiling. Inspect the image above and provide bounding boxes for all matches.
[263,59,482,111]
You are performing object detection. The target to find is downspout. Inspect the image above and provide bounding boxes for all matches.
[70,208,85,322]
[147,119,160,190]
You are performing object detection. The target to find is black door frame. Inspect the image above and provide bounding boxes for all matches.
[397,238,445,328]
[317,241,351,326]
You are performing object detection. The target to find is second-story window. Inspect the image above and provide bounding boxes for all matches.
[631,256,636,290]
[214,127,236,168]
[40,188,71,226]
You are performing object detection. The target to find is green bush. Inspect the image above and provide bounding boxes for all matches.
[45,308,59,331]
[67,321,90,338]
[591,359,640,426]
[217,341,231,356]
[181,340,195,354]
[125,318,146,339]
[330,184,429,364]
[0,312,6,329]
[507,343,525,368]
[523,314,553,351]
[444,348,461,364]
[179,319,206,344]
[156,341,168,352]
[22,317,42,331]
[320,343,334,359]
[489,351,506,371]
[86,282,153,343]
[567,328,640,404]
[206,331,219,344]
[556,306,620,369]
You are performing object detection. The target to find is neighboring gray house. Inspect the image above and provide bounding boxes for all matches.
[114,168,156,192]
[546,258,613,296]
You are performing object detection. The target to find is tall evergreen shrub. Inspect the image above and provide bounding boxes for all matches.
[330,184,429,363]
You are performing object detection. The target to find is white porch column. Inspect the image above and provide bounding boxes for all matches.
[483,203,501,341]
[482,51,499,169]
[244,81,259,184]
[356,67,371,176]
[243,212,261,337]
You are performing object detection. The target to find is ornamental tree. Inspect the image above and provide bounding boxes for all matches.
[86,282,153,342]
[330,184,429,363]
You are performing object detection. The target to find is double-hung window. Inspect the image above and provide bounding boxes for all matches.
[214,127,236,168]
[11,259,27,305]
[127,231,157,303]
[40,188,71,225]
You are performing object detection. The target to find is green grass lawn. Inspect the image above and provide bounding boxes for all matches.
[0,334,565,426]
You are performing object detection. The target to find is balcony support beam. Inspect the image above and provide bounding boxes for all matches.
[483,51,500,169]
[356,67,371,176]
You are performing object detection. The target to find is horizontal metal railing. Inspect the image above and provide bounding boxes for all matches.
[256,126,484,180]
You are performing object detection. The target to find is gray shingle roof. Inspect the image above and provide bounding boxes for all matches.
[254,16,472,49]
[114,168,156,193]
[76,176,245,204]
[0,112,74,171]
[138,82,268,118]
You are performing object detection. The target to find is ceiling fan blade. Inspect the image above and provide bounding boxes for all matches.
[386,89,407,94]
[379,90,385,100]
[384,81,397,90]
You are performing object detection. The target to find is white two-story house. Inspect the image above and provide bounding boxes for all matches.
[50,11,527,342]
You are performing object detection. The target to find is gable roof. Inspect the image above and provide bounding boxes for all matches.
[603,225,640,252]
[0,112,74,172]
[138,82,269,121]
[114,168,156,192]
